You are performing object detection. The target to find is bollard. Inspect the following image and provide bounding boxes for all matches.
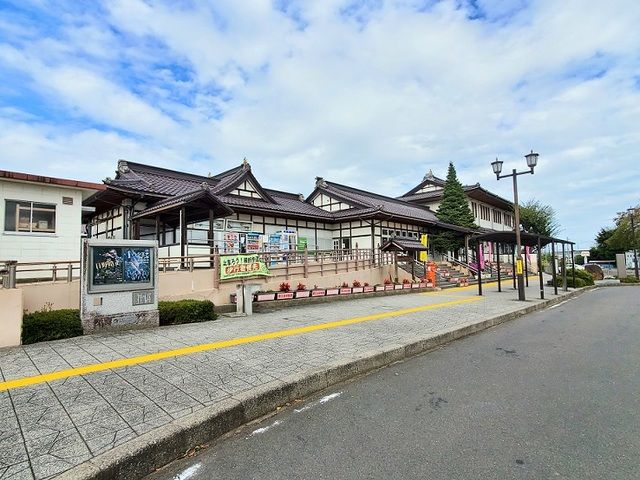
[6,261,17,289]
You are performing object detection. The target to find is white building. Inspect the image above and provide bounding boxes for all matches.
[1,170,105,263]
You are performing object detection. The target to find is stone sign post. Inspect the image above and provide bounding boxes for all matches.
[81,239,159,332]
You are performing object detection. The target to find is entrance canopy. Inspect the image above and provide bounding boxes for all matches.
[473,230,574,247]
[380,237,428,252]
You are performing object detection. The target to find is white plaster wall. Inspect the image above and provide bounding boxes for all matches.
[0,180,87,262]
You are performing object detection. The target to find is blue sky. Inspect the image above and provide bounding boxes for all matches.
[0,0,639,248]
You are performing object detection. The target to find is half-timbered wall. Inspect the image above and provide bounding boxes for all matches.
[311,193,353,212]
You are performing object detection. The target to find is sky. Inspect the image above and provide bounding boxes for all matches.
[0,0,639,248]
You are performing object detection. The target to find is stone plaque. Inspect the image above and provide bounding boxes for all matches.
[132,290,154,306]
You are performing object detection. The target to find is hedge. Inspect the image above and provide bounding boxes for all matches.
[20,300,217,345]
[22,309,82,345]
[619,277,640,284]
[553,268,595,288]
[158,299,217,326]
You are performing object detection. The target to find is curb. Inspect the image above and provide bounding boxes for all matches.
[57,286,591,480]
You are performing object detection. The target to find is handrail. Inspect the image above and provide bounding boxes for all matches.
[444,254,478,275]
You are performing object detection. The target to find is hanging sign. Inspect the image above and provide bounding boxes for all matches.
[516,258,524,275]
[220,253,270,280]
[419,234,428,262]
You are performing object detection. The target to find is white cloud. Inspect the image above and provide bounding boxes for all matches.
[0,0,639,247]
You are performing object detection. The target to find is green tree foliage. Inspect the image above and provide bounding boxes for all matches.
[436,162,476,228]
[589,227,619,260]
[574,254,584,265]
[431,163,475,253]
[518,199,559,236]
[605,208,639,252]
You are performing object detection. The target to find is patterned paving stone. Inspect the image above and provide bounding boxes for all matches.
[0,282,574,478]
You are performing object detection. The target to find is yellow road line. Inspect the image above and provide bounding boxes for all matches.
[0,296,483,392]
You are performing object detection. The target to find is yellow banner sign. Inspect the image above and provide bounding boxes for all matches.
[419,234,428,262]
[516,259,523,275]
[220,254,270,280]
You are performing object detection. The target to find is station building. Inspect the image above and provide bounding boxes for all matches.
[84,159,471,258]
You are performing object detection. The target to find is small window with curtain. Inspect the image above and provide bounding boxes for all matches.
[4,200,56,233]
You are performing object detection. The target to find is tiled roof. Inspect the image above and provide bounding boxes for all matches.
[317,181,441,225]
[380,237,428,251]
[105,160,333,220]
[130,186,233,220]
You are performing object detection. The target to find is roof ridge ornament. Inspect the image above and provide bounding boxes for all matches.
[201,182,211,191]
[315,176,327,188]
[117,159,130,174]
[242,157,250,171]
[423,169,434,181]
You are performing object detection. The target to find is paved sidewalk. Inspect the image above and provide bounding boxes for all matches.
[0,281,576,479]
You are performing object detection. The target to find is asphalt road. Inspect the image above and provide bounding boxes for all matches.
[147,287,640,480]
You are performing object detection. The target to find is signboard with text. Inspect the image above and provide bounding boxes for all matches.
[220,253,270,281]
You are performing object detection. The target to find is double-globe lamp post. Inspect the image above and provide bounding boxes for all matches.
[491,150,539,301]
[628,208,639,280]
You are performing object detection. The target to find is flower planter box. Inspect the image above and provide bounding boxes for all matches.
[295,290,310,298]
[339,288,352,295]
[326,288,339,296]
[311,289,326,297]
[395,284,404,290]
[363,286,375,293]
[255,293,276,302]
[385,285,394,291]
[375,285,385,292]
[419,282,427,288]
[276,292,294,300]
[402,284,411,289]
[426,282,434,288]
[411,283,420,289]
[351,287,364,294]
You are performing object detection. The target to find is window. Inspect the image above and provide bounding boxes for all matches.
[4,200,56,233]
[479,205,491,221]
[504,214,512,227]
[472,202,478,218]
[493,210,502,224]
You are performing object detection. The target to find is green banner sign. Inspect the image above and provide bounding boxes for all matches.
[220,254,270,280]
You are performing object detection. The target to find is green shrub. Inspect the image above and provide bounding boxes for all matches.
[158,300,217,326]
[22,309,82,345]
[553,268,595,288]
[620,277,640,284]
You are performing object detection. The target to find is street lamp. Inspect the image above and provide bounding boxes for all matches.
[491,150,539,301]
[628,208,639,280]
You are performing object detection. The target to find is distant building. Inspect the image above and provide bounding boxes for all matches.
[0,170,105,263]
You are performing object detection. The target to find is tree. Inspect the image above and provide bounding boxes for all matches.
[574,254,585,265]
[436,162,476,228]
[431,162,475,253]
[518,199,559,237]
[589,227,622,260]
[605,208,639,252]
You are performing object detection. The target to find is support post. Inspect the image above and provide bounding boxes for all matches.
[571,243,575,288]
[511,247,516,289]
[180,207,187,269]
[155,215,160,243]
[496,242,501,292]
[524,246,529,287]
[303,247,309,278]
[476,241,482,296]
[394,251,398,281]
[551,242,558,295]
[6,261,17,289]
[538,237,544,299]
[208,209,215,269]
[561,243,567,292]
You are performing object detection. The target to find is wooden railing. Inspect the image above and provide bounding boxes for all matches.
[1,249,397,288]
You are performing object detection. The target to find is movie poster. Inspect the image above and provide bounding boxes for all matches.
[92,246,152,286]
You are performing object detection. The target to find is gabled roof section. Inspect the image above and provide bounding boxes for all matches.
[380,237,428,252]
[308,178,442,225]
[400,181,513,211]
[400,169,446,197]
[209,159,276,204]
[130,184,233,220]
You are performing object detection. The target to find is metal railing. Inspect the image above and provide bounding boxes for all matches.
[1,249,398,288]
